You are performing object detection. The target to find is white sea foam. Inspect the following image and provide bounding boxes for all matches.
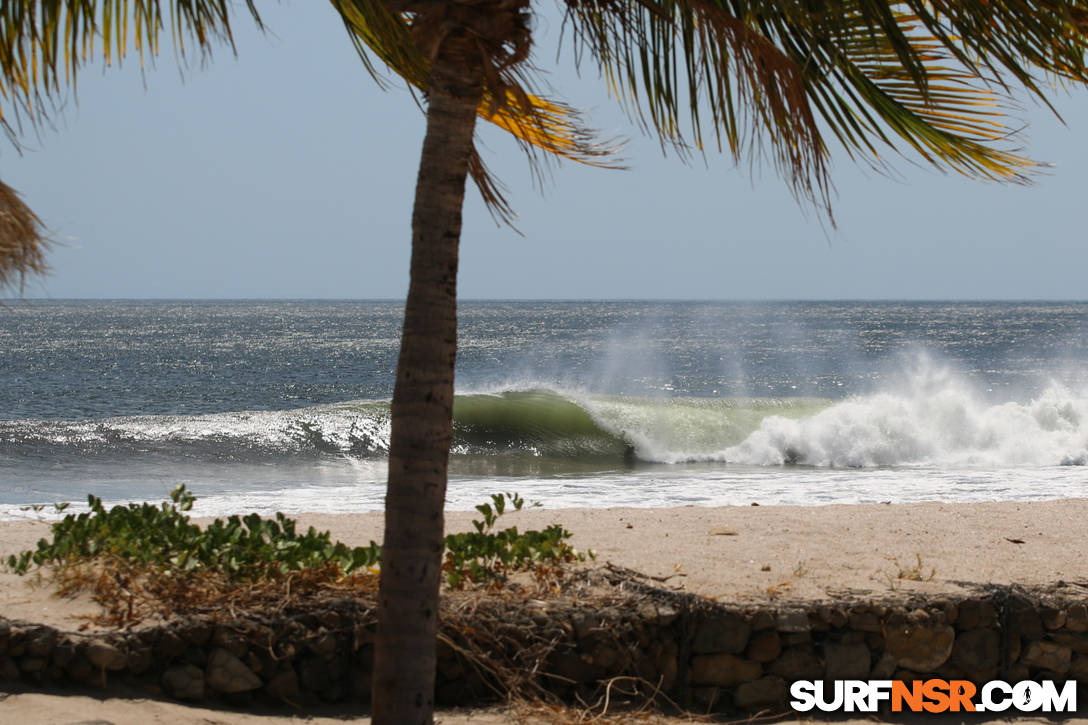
[722,377,1088,468]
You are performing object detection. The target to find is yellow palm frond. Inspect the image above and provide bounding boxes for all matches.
[331,0,621,224]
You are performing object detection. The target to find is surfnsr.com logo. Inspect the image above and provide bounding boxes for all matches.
[790,679,1077,713]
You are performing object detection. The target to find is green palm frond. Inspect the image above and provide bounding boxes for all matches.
[562,0,1088,210]
[0,1,263,139]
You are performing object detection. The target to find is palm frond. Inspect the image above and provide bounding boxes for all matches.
[0,179,48,293]
[331,0,621,224]
[562,0,1088,211]
[0,1,264,137]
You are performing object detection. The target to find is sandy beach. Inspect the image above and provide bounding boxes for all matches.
[3,499,1088,722]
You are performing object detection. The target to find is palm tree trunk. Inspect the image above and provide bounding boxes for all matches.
[370,50,482,725]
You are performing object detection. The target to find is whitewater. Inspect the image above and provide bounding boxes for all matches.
[1,301,1086,517]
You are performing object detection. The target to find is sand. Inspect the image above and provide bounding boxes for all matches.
[3,499,1088,722]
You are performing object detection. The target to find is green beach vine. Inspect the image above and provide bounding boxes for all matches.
[6,486,591,622]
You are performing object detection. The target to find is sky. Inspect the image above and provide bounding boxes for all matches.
[6,2,1088,301]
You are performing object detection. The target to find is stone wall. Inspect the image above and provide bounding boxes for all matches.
[2,584,1087,714]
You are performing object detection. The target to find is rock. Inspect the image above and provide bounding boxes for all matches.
[746,630,781,663]
[691,686,723,708]
[769,648,822,681]
[907,608,932,625]
[213,627,249,658]
[956,599,998,630]
[0,655,19,680]
[690,653,761,686]
[948,628,1000,673]
[821,606,848,629]
[942,601,958,625]
[776,609,810,633]
[1007,597,1044,640]
[1008,635,1021,664]
[587,641,626,671]
[1020,641,1072,674]
[327,652,348,683]
[692,615,750,654]
[86,642,127,671]
[162,664,205,700]
[1070,653,1088,680]
[183,646,207,667]
[128,647,153,675]
[155,630,187,658]
[782,631,811,646]
[654,637,678,690]
[1041,606,1066,630]
[1008,662,1030,682]
[848,610,883,633]
[885,623,955,671]
[824,641,870,680]
[206,648,261,694]
[749,611,776,630]
[265,667,300,702]
[182,623,212,646]
[734,675,789,709]
[245,651,264,676]
[571,613,603,639]
[840,630,866,645]
[1052,631,1088,654]
[27,629,57,658]
[308,631,339,660]
[871,653,897,678]
[244,624,275,649]
[19,656,47,673]
[656,604,680,625]
[50,641,76,669]
[299,655,331,692]
[1067,604,1088,632]
[65,655,95,683]
[7,628,26,657]
[316,609,342,629]
[353,623,375,650]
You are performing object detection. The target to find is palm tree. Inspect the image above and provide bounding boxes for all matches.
[330,0,1088,722]
[6,2,1088,723]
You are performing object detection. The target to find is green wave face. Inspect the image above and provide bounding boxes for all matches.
[580,395,830,462]
[450,389,831,464]
[452,390,631,459]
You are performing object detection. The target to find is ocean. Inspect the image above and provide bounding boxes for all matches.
[1,300,1086,519]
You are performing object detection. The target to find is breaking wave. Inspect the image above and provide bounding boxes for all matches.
[2,378,1086,469]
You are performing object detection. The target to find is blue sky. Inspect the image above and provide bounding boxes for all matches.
[6,2,1088,300]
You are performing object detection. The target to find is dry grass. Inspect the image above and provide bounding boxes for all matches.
[508,697,713,723]
[52,556,379,627]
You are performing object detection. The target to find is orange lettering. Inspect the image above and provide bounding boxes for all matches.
[922,679,951,713]
[948,680,976,712]
[892,680,923,712]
